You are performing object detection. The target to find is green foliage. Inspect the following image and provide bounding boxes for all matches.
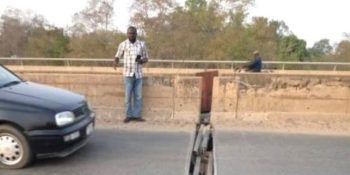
[245,17,288,61]
[67,30,125,58]
[1,1,349,63]
[25,27,69,58]
[185,0,207,11]
[72,0,115,33]
[334,40,350,62]
[278,35,308,61]
[0,12,30,57]
[308,39,333,60]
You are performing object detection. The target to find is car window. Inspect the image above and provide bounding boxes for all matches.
[0,66,21,87]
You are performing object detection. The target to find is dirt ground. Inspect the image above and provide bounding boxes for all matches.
[95,119,196,132]
[94,117,350,136]
[213,119,350,136]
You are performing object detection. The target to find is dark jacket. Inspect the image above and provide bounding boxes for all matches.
[245,56,262,72]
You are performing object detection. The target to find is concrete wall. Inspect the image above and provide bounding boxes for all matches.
[10,66,202,125]
[212,73,350,129]
[8,65,350,130]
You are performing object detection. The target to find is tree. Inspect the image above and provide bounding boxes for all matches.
[129,0,255,60]
[308,39,333,59]
[71,0,115,34]
[0,9,32,57]
[67,31,125,58]
[334,40,350,62]
[185,0,207,11]
[130,0,177,34]
[0,8,71,58]
[130,0,180,58]
[25,27,69,58]
[279,34,308,61]
[245,17,289,61]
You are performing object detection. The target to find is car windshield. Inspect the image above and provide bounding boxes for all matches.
[0,66,22,88]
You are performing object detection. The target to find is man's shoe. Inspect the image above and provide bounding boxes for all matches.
[134,118,146,122]
[123,118,132,123]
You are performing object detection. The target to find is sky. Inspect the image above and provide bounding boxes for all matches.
[0,0,350,47]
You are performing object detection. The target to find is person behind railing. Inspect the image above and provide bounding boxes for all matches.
[242,50,262,72]
[113,26,149,123]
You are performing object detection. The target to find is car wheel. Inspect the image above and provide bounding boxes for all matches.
[0,125,33,169]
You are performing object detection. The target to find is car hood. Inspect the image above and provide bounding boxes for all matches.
[0,81,85,112]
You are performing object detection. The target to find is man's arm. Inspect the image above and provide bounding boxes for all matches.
[113,57,119,70]
[114,43,124,70]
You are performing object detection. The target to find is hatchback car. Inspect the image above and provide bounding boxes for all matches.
[0,64,95,169]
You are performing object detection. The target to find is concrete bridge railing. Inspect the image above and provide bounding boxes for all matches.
[2,57,350,71]
[10,66,202,125]
[211,73,350,130]
[8,65,350,130]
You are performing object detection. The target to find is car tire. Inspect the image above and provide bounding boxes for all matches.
[0,125,33,169]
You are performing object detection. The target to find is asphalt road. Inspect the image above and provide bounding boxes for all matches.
[3,128,350,175]
[1,128,193,175]
[215,130,350,175]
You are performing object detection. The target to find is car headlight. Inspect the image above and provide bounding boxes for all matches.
[55,111,75,126]
[86,102,92,111]
[86,102,95,118]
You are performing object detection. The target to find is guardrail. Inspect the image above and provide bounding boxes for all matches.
[1,57,350,70]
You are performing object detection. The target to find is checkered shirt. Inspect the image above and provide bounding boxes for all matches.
[115,39,149,78]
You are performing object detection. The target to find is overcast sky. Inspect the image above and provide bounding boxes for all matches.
[0,0,349,47]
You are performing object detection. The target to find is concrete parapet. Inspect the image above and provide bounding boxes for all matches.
[212,74,350,130]
[12,67,202,126]
[8,66,350,131]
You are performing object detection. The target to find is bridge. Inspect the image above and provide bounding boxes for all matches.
[2,58,350,175]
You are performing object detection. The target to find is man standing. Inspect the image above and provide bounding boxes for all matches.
[114,26,149,123]
[243,50,262,72]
